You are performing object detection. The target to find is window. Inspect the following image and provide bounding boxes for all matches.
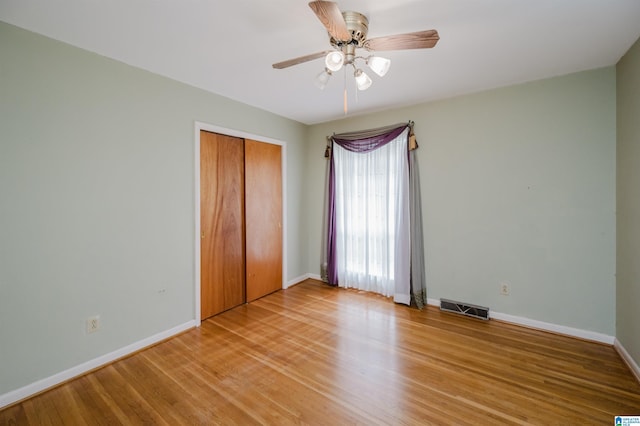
[333,129,410,298]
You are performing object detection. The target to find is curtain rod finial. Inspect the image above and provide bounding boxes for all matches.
[325,136,332,158]
[409,121,418,150]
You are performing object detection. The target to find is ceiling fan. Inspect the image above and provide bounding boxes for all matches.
[273,1,440,92]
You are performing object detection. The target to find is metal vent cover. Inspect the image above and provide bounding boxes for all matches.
[440,298,490,320]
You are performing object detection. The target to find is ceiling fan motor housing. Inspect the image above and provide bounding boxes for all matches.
[330,11,368,48]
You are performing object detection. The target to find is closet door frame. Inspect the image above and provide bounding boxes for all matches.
[194,121,287,324]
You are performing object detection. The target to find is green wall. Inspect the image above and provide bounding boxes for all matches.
[306,67,617,336]
[617,36,640,368]
[0,21,307,395]
[1,17,633,401]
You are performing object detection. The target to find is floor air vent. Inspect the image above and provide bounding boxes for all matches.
[440,298,490,320]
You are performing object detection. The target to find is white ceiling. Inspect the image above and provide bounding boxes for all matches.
[2,1,640,125]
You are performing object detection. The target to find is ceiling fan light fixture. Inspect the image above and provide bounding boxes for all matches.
[274,2,440,110]
[325,51,345,72]
[367,56,391,77]
[354,69,372,91]
[315,68,332,90]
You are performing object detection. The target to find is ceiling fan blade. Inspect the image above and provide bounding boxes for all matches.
[272,51,333,69]
[308,1,351,42]
[365,30,440,51]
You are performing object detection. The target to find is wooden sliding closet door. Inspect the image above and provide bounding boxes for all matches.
[200,131,246,320]
[244,139,283,302]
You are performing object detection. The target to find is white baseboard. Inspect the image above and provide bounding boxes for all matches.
[615,338,640,384]
[285,273,322,289]
[285,273,310,288]
[427,297,440,307]
[0,320,197,410]
[426,298,614,345]
[489,311,615,344]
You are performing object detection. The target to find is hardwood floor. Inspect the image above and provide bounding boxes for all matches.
[2,279,639,425]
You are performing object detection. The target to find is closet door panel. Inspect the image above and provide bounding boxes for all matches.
[244,139,283,302]
[200,131,246,319]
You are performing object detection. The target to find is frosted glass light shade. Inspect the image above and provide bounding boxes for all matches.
[367,56,391,77]
[315,69,332,90]
[325,51,345,72]
[354,69,372,91]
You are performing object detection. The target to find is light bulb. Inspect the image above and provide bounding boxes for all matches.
[354,69,372,91]
[367,56,391,77]
[325,51,344,72]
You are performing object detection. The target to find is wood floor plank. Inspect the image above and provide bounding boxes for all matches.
[1,279,639,425]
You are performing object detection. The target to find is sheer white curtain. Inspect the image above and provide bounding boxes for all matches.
[333,128,411,303]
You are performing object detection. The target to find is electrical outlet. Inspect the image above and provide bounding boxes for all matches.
[87,315,100,333]
[500,283,510,296]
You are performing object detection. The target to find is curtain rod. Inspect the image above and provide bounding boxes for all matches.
[326,120,413,140]
[324,120,415,157]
